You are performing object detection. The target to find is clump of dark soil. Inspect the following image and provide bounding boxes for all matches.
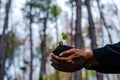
[52,45,73,56]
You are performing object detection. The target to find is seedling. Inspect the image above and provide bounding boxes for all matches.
[52,32,73,56]
[59,32,68,46]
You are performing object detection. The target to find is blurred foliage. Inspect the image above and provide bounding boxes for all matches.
[49,72,69,80]
[50,5,61,17]
[20,66,27,72]
[62,32,68,40]
[39,74,46,80]
[6,31,22,59]
[59,41,63,46]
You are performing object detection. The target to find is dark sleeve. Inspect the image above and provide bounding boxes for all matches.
[89,42,120,73]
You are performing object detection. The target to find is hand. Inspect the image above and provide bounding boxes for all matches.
[50,49,97,72]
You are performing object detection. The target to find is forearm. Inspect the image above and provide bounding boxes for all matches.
[92,42,120,66]
[85,42,120,73]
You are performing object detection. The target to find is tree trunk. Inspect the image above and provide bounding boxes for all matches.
[85,0,104,80]
[96,0,112,44]
[74,0,84,80]
[39,0,50,80]
[55,17,60,80]
[109,0,120,39]
[0,0,12,80]
[55,17,59,45]
[39,27,47,80]
[69,1,74,80]
[70,0,74,46]
[29,1,33,80]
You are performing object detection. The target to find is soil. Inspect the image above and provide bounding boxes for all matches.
[52,45,73,56]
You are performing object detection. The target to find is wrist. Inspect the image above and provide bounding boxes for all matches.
[84,51,98,69]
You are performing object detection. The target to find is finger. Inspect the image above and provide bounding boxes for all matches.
[51,63,66,72]
[66,54,82,64]
[51,61,84,72]
[59,49,76,57]
[51,54,80,64]
[51,58,73,66]
[51,58,63,65]
[66,53,80,60]
[51,63,75,72]
[51,54,67,62]
[74,64,84,71]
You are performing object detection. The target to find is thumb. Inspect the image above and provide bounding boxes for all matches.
[59,49,75,57]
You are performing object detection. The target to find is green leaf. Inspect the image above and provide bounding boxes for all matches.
[50,5,61,17]
[32,3,42,8]
[59,41,63,46]
[62,32,68,40]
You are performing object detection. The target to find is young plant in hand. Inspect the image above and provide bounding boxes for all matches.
[53,32,73,56]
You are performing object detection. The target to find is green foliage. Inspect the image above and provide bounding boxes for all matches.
[58,32,68,46]
[39,76,43,80]
[59,41,63,46]
[6,31,22,59]
[22,0,52,24]
[39,74,46,80]
[50,5,61,17]
[31,2,42,8]
[25,1,47,11]
[20,66,27,72]
[62,32,68,40]
[48,71,69,80]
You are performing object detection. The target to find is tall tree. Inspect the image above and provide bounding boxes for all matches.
[50,5,61,45]
[74,0,84,80]
[29,0,34,80]
[69,1,75,80]
[23,0,51,79]
[0,0,12,80]
[96,0,112,43]
[6,30,22,80]
[97,1,120,80]
[70,0,74,46]
[85,0,103,80]
[39,0,50,80]
[50,4,61,80]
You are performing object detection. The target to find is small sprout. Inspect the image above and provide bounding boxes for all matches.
[62,32,68,40]
[58,32,68,46]
[59,41,63,46]
[53,32,72,56]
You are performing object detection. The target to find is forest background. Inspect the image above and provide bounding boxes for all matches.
[0,0,120,80]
